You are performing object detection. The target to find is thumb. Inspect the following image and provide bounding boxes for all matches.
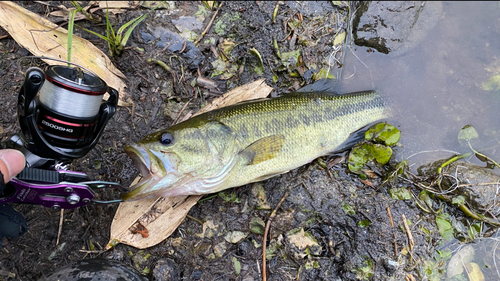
[0,149,26,183]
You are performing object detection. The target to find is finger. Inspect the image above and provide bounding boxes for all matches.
[0,149,26,183]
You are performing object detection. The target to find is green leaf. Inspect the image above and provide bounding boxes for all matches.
[348,143,393,173]
[436,248,452,261]
[365,123,401,146]
[280,50,300,69]
[341,202,356,215]
[273,39,281,58]
[481,74,500,91]
[232,257,241,275]
[468,223,481,240]
[348,144,367,172]
[305,260,321,269]
[333,31,346,46]
[419,190,434,209]
[249,48,265,75]
[218,191,241,203]
[451,195,466,206]
[458,125,479,147]
[287,19,301,29]
[313,68,335,80]
[351,257,374,280]
[436,213,454,241]
[214,19,226,35]
[221,39,235,58]
[357,220,371,228]
[388,188,412,200]
[249,217,265,234]
[371,144,393,164]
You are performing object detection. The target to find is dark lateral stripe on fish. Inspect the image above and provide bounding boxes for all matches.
[230,93,386,136]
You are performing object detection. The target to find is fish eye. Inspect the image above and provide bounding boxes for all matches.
[159,132,174,145]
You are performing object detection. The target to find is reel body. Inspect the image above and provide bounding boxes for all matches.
[15,65,118,164]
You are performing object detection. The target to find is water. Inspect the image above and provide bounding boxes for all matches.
[330,2,500,280]
[335,1,500,171]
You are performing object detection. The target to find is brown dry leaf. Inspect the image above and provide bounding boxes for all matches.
[360,179,375,188]
[362,169,378,179]
[106,79,273,249]
[98,1,139,14]
[49,9,87,21]
[194,79,271,115]
[0,1,131,106]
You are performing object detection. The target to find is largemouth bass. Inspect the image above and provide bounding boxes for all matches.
[122,91,390,200]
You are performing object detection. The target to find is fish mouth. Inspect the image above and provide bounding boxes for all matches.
[121,145,165,201]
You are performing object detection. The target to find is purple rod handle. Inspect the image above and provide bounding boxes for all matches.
[1,178,95,209]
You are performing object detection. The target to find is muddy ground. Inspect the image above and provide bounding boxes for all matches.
[0,1,496,281]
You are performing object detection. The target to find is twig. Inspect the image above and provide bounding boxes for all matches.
[161,42,172,52]
[186,214,204,225]
[405,273,416,281]
[386,205,394,227]
[79,250,103,254]
[179,41,187,53]
[300,182,313,200]
[458,182,500,188]
[402,214,414,259]
[263,190,290,281]
[196,77,217,89]
[172,99,192,125]
[56,209,64,246]
[194,2,223,46]
[0,34,9,40]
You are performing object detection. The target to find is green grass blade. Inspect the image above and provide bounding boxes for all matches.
[119,14,148,50]
[70,1,83,12]
[75,24,111,42]
[116,14,145,37]
[67,9,77,64]
[104,5,116,39]
[117,2,163,51]
[104,5,118,56]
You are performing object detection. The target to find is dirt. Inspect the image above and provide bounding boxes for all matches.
[0,1,492,281]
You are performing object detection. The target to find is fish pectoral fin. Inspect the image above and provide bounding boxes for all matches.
[239,134,285,165]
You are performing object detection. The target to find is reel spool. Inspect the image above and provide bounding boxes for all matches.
[15,58,118,163]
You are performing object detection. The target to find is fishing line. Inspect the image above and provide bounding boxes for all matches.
[38,76,104,118]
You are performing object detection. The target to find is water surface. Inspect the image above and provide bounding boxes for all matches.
[336,1,500,170]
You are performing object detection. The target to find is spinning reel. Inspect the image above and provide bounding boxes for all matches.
[2,57,123,209]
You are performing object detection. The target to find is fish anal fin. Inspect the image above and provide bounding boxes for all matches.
[252,170,289,182]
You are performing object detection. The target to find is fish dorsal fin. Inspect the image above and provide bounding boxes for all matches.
[239,134,285,165]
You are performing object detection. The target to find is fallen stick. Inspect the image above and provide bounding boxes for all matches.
[262,190,289,281]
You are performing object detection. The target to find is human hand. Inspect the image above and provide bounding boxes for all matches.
[0,149,27,243]
[0,149,25,184]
